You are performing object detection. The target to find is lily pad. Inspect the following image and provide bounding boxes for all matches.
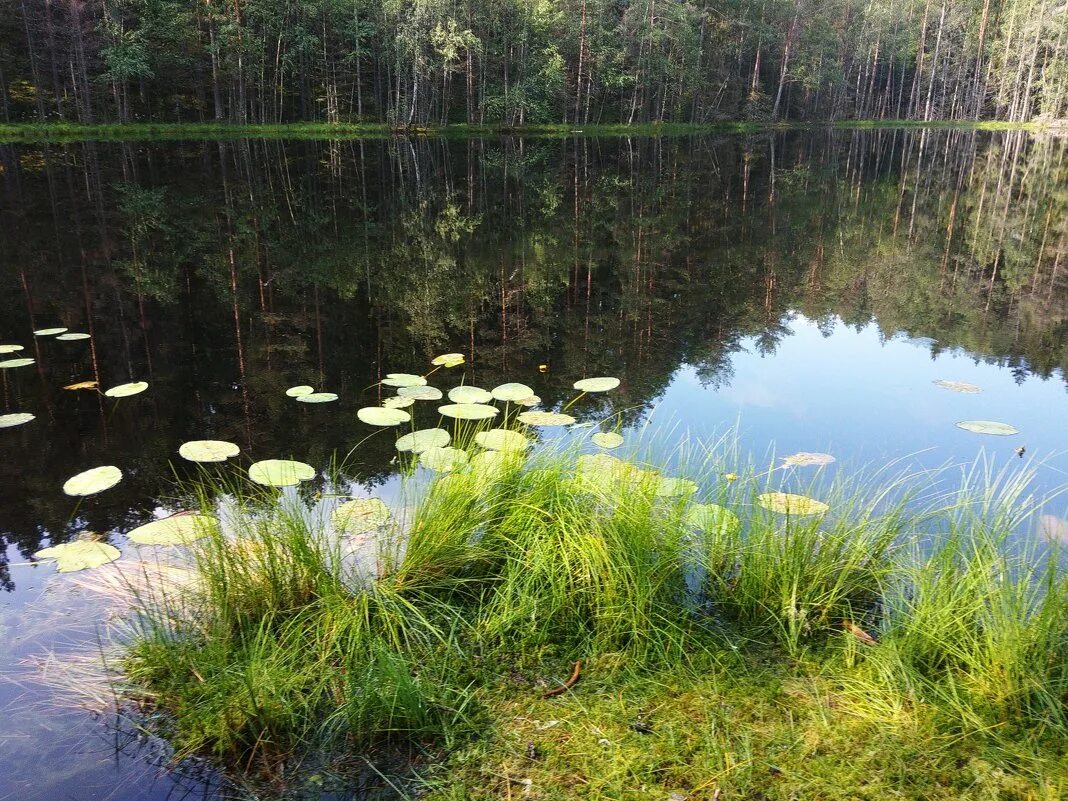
[0,358,34,369]
[357,407,411,426]
[516,395,541,407]
[438,403,500,420]
[63,380,98,390]
[470,450,523,478]
[575,453,630,493]
[757,492,829,516]
[492,383,535,402]
[0,345,24,354]
[332,498,391,535]
[104,381,148,398]
[296,392,339,404]
[431,353,465,367]
[573,377,620,393]
[684,503,741,536]
[383,396,416,409]
[956,420,1019,436]
[56,332,91,341]
[63,465,122,497]
[248,459,316,487]
[517,411,576,427]
[420,446,469,473]
[286,385,315,397]
[474,428,531,452]
[933,379,981,394]
[381,373,427,388]
[448,385,493,404]
[655,476,698,497]
[34,327,68,336]
[128,514,216,545]
[397,385,443,401]
[178,440,240,463]
[781,452,836,468]
[0,413,35,428]
[34,540,120,573]
[592,432,624,449]
[396,428,451,453]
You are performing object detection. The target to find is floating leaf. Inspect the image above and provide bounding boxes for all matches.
[286,385,314,398]
[474,428,530,452]
[396,428,451,453]
[296,392,339,404]
[357,407,411,426]
[956,420,1019,436]
[178,440,240,463]
[575,453,630,493]
[104,381,148,398]
[332,498,391,535]
[397,385,443,401]
[492,382,535,402]
[448,385,493,404]
[381,373,426,388]
[781,452,836,468]
[128,514,216,545]
[592,432,624,449]
[63,380,98,391]
[518,411,576,427]
[248,459,316,487]
[470,449,523,478]
[655,476,698,497]
[0,413,35,428]
[757,492,829,516]
[0,358,34,369]
[516,395,541,407]
[63,465,122,497]
[420,446,469,473]
[573,377,620,393]
[34,327,68,337]
[56,332,91,341]
[34,540,120,572]
[933,379,981,394]
[684,503,741,536]
[431,353,465,367]
[383,396,415,409]
[0,344,24,354]
[438,403,500,420]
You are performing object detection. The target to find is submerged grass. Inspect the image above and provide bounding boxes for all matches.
[121,436,1068,798]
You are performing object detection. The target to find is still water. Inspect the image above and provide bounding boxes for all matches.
[1,128,1066,799]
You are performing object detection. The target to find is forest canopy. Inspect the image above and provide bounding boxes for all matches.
[1,0,1066,126]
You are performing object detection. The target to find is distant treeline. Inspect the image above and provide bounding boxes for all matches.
[1,0,1066,126]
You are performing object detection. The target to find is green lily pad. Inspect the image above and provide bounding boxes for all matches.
[474,428,531,452]
[518,411,576,427]
[34,327,68,336]
[382,373,427,388]
[684,503,741,536]
[396,428,451,453]
[438,403,500,420]
[781,452,835,468]
[0,413,35,428]
[104,381,148,398]
[956,420,1019,436]
[34,540,120,572]
[383,396,415,409]
[432,353,465,367]
[933,380,981,394]
[575,453,630,493]
[592,432,624,449]
[128,514,216,545]
[448,385,493,404]
[470,449,523,478]
[492,383,535,402]
[332,498,391,535]
[63,465,123,496]
[178,440,240,463]
[296,392,339,404]
[574,377,620,393]
[655,476,698,497]
[397,385,443,401]
[357,407,411,426]
[248,459,316,487]
[516,395,541,407]
[757,492,829,516]
[0,345,24,354]
[56,332,91,341]
[420,446,469,473]
[0,358,34,369]
[286,385,315,397]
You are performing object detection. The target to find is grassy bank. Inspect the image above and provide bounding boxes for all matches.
[0,118,1058,143]
[119,427,1068,799]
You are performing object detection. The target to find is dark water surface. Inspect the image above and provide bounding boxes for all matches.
[1,128,1066,799]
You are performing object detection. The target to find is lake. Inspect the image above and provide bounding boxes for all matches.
[1,127,1066,799]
